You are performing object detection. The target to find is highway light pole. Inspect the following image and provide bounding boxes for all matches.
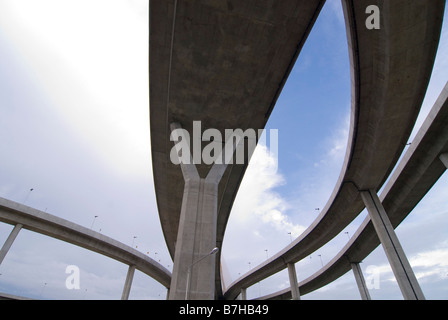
[185,247,219,300]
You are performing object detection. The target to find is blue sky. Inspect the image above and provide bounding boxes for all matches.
[0,0,447,300]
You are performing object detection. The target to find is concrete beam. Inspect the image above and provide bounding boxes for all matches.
[0,224,22,265]
[350,262,371,300]
[440,153,448,169]
[287,263,301,300]
[360,190,425,300]
[121,265,136,300]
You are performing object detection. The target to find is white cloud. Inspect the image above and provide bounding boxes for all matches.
[0,0,151,178]
[314,111,350,167]
[229,143,305,238]
[222,143,306,283]
[410,247,448,281]
[0,1,170,300]
[362,246,448,286]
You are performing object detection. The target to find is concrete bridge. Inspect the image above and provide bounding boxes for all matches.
[0,197,171,300]
[0,0,446,300]
[149,0,445,299]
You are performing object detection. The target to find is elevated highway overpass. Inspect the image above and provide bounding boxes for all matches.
[256,81,448,300]
[149,0,326,299]
[149,0,444,299]
[223,0,445,300]
[1,0,444,301]
[0,197,171,298]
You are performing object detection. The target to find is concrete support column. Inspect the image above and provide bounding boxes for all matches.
[360,190,425,300]
[169,122,234,300]
[0,224,23,265]
[351,262,371,300]
[440,153,448,169]
[240,288,247,300]
[287,263,301,300]
[169,177,219,300]
[121,265,136,300]
[166,288,170,300]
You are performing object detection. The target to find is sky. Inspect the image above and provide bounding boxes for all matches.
[0,0,447,300]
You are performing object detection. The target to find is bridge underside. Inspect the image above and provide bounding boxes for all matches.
[150,0,445,300]
[149,0,326,298]
[223,0,445,300]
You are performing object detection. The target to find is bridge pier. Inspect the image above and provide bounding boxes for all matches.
[440,153,448,169]
[350,262,371,300]
[121,265,136,300]
[168,122,235,300]
[360,190,425,300]
[168,160,218,300]
[287,263,301,300]
[240,288,247,300]
[0,224,22,265]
